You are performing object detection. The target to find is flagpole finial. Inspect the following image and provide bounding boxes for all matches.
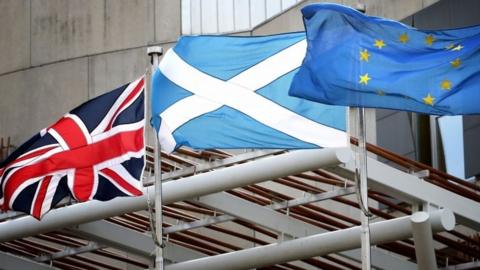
[355,2,366,12]
[148,46,163,65]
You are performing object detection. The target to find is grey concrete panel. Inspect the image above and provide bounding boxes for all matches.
[30,0,104,65]
[366,0,421,20]
[0,58,88,146]
[413,0,452,29]
[463,115,480,131]
[31,0,154,66]
[376,109,397,122]
[365,0,439,20]
[401,15,414,26]
[414,0,480,29]
[88,47,149,98]
[0,0,29,75]
[104,0,154,49]
[447,0,480,27]
[376,111,415,156]
[464,125,480,178]
[155,0,181,42]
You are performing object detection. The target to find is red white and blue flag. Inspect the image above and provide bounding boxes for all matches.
[0,76,145,219]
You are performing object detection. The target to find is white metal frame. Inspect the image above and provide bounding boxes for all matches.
[332,156,480,230]
[165,209,454,270]
[0,147,350,242]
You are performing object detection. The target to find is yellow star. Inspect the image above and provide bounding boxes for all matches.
[452,44,464,51]
[445,43,455,50]
[374,39,386,49]
[359,73,371,85]
[450,58,461,68]
[360,49,370,62]
[399,33,409,44]
[441,79,452,90]
[423,93,435,106]
[425,35,435,46]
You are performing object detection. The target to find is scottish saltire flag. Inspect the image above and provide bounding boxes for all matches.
[151,33,347,152]
[0,77,145,219]
[289,4,480,115]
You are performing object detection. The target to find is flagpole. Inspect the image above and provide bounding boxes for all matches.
[356,107,371,270]
[352,0,371,267]
[147,46,165,270]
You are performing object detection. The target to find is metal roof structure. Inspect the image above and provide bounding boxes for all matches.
[0,140,478,270]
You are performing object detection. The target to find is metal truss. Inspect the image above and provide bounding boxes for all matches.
[188,189,417,270]
[164,187,356,234]
[193,191,322,238]
[0,148,349,242]
[332,156,480,230]
[145,150,283,185]
[33,242,105,262]
[0,146,477,269]
[165,209,453,270]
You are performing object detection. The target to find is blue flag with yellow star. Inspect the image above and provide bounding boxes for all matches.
[289,3,480,115]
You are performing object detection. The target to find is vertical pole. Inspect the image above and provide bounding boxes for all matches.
[147,46,164,270]
[430,115,439,169]
[356,107,371,270]
[352,2,370,267]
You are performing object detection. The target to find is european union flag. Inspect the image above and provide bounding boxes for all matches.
[289,4,480,115]
[151,33,347,152]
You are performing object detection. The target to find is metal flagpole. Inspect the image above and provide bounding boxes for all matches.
[352,1,371,267]
[355,107,371,269]
[147,46,164,270]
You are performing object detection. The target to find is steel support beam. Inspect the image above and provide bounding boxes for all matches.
[33,242,105,262]
[0,251,58,270]
[193,192,321,238]
[331,156,480,230]
[0,148,350,242]
[166,209,455,270]
[270,186,356,210]
[188,188,416,270]
[146,150,283,185]
[164,187,356,234]
[411,212,438,270]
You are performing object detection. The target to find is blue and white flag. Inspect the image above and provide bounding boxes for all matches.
[290,4,480,115]
[151,33,347,152]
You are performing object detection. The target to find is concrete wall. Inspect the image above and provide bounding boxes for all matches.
[0,0,180,147]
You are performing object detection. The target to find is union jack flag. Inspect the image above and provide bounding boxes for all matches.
[0,76,145,219]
